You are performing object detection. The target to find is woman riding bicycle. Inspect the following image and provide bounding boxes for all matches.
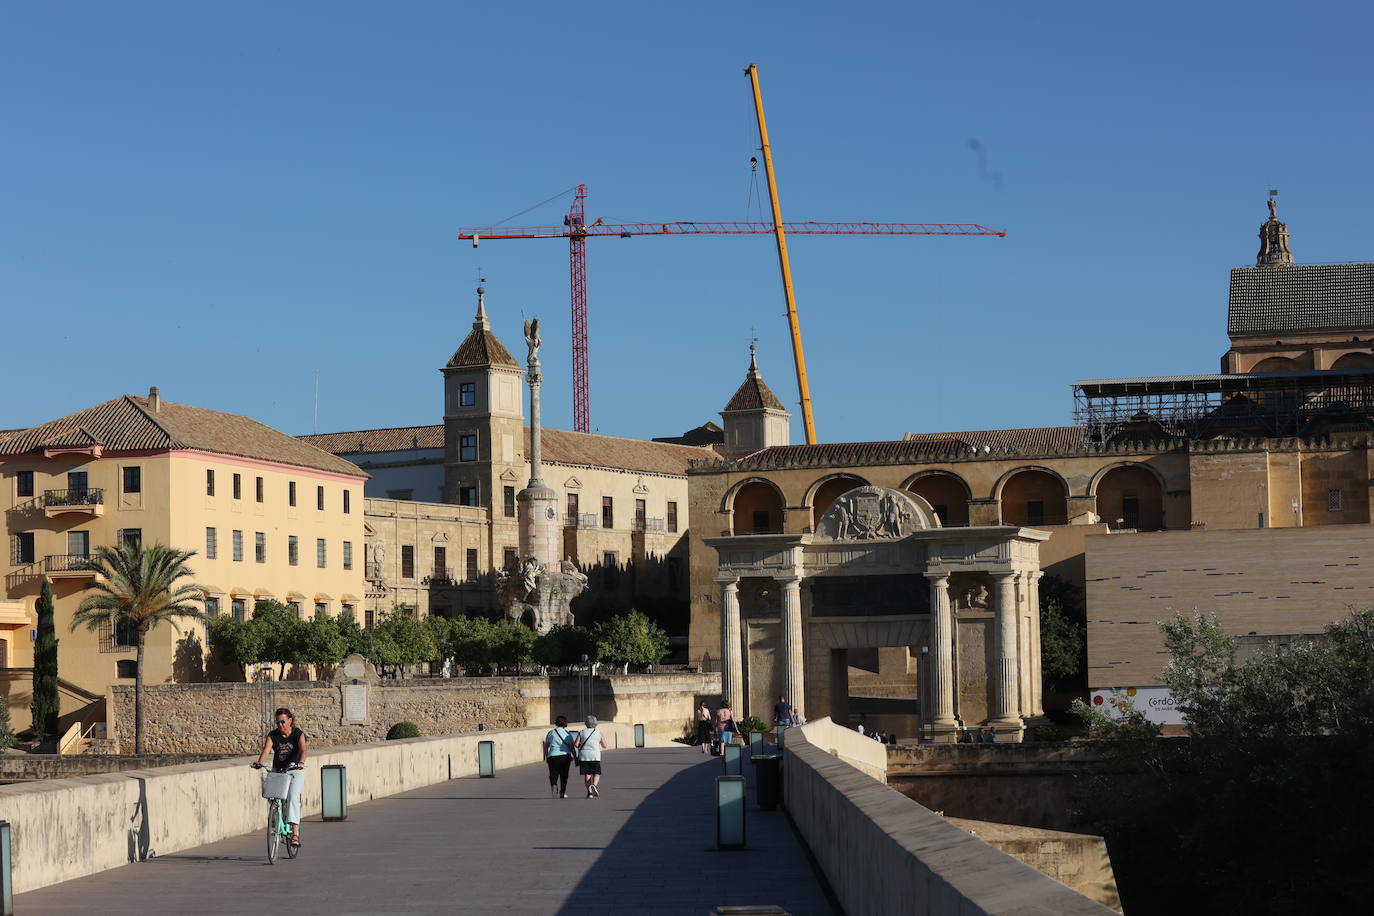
[252,707,308,848]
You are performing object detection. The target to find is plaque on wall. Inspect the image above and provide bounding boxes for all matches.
[341,684,369,724]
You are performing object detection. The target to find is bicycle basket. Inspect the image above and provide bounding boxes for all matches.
[261,771,292,800]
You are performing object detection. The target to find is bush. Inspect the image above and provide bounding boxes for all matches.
[1033,724,1067,743]
[386,721,421,740]
[737,715,769,738]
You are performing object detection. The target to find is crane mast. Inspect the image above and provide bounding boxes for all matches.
[746,63,815,444]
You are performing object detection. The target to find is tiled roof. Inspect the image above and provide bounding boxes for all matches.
[446,327,518,368]
[0,395,368,477]
[904,426,1084,452]
[1228,263,1374,335]
[724,371,785,412]
[300,424,444,454]
[302,423,715,476]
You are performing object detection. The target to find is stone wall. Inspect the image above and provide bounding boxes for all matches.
[109,672,719,754]
[783,722,1116,915]
[0,754,232,782]
[885,742,1113,831]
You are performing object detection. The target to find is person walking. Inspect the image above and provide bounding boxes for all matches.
[542,715,575,798]
[714,700,738,747]
[696,702,714,754]
[577,715,608,798]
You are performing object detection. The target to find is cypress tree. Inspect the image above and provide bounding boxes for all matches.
[32,577,60,741]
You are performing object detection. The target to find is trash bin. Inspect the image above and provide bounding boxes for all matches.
[753,754,781,810]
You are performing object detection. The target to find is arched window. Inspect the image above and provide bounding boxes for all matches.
[1000,469,1068,527]
[1251,356,1302,373]
[904,472,971,526]
[1095,464,1164,531]
[810,475,867,529]
[731,481,785,535]
[1331,352,1374,370]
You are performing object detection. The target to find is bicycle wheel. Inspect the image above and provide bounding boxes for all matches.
[267,800,281,864]
[285,824,298,859]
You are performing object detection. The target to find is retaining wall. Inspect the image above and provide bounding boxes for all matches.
[0,722,668,895]
[784,721,1116,916]
[109,672,719,753]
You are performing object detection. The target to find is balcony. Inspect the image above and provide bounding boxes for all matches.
[422,568,455,586]
[45,554,97,579]
[43,488,105,518]
[632,517,666,533]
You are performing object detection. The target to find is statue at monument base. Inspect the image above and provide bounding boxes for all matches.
[498,557,589,633]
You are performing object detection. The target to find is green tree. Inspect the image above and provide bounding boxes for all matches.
[594,610,669,668]
[1039,575,1085,688]
[335,610,369,657]
[1075,608,1374,915]
[206,612,264,679]
[69,542,206,754]
[1069,690,1160,740]
[490,620,536,671]
[448,616,499,674]
[532,625,599,667]
[299,614,349,670]
[251,600,309,679]
[0,696,14,750]
[368,611,439,677]
[31,578,60,741]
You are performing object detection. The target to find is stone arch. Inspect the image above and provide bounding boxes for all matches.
[1332,352,1374,370]
[995,466,1069,527]
[806,473,870,529]
[1252,356,1302,373]
[901,470,972,526]
[723,478,786,535]
[1091,462,1165,530]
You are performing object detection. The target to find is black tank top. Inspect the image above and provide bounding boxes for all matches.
[268,727,304,772]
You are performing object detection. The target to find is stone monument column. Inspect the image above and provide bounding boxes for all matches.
[1030,571,1045,717]
[992,571,1022,733]
[925,572,957,740]
[718,574,744,713]
[517,318,559,567]
[778,575,804,719]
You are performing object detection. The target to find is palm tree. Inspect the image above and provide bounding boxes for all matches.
[70,541,207,754]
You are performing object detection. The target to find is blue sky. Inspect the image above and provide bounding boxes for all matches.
[4,2,1372,444]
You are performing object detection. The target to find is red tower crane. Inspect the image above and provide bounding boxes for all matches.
[459,186,1004,433]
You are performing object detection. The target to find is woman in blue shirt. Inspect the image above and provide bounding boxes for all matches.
[542,715,575,798]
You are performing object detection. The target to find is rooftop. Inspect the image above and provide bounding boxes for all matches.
[0,393,368,478]
[1228,262,1374,336]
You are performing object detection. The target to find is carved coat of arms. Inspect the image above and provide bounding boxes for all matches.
[817,486,935,541]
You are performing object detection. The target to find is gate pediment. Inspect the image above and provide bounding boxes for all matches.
[815,486,938,541]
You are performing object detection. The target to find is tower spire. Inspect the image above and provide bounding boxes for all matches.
[474,285,491,330]
[1257,190,1294,267]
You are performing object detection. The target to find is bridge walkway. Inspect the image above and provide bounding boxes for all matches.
[17,745,836,915]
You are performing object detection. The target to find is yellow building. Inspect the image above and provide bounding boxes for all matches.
[1,388,367,726]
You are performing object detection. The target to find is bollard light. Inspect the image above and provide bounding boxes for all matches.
[723,742,743,776]
[716,775,746,850]
[633,723,645,747]
[777,723,788,750]
[477,740,496,777]
[0,819,11,916]
[749,730,763,754]
[321,764,348,821]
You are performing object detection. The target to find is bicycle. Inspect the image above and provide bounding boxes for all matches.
[252,762,302,864]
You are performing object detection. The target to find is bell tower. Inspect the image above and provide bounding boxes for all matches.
[440,286,525,513]
[720,343,791,458]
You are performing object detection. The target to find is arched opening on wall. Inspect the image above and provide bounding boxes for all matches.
[809,475,869,529]
[998,469,1068,527]
[730,480,786,535]
[903,471,971,526]
[1251,356,1302,373]
[1094,464,1165,531]
[1331,352,1374,370]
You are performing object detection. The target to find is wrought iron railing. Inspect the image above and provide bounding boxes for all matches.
[632,517,666,532]
[45,554,94,573]
[43,488,103,507]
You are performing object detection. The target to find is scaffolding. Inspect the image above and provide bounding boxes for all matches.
[1072,369,1374,443]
